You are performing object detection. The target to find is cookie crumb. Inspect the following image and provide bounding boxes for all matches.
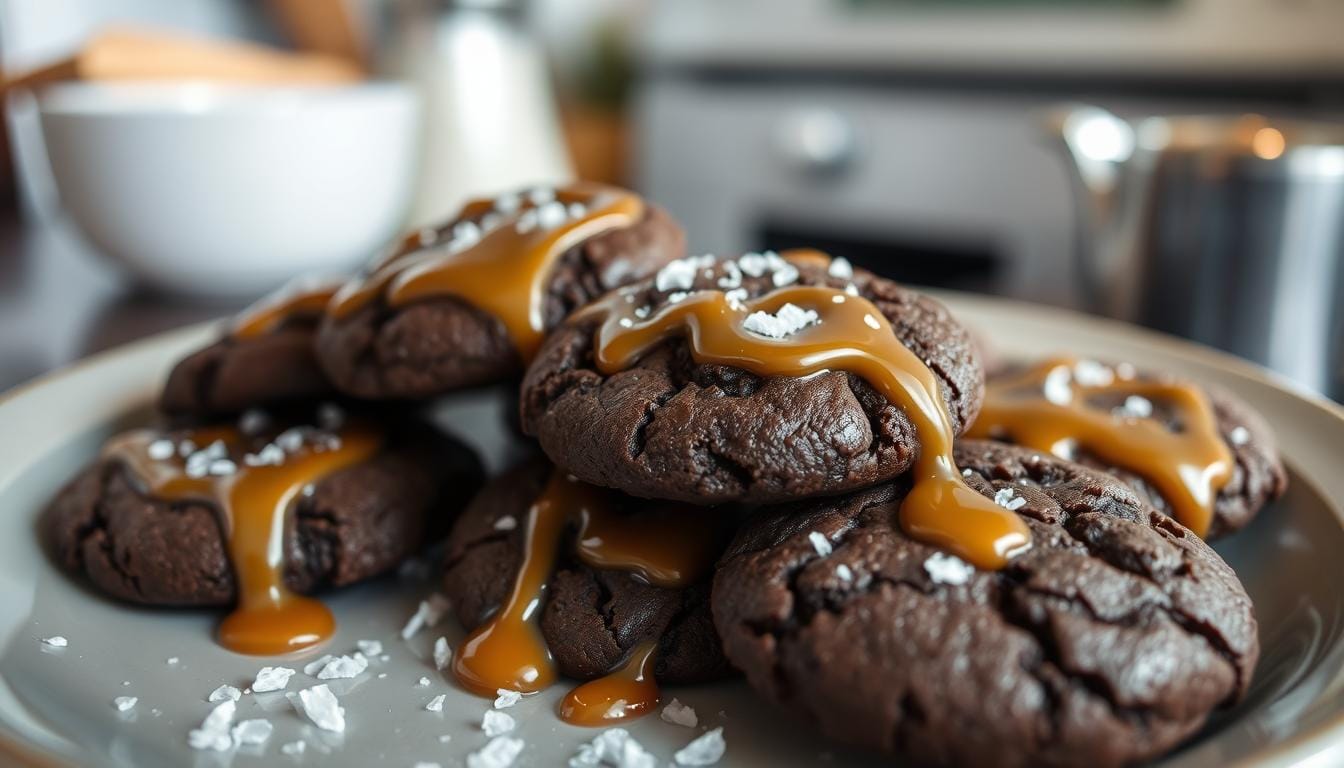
[807,531,832,557]
[675,727,726,766]
[924,552,976,586]
[661,698,698,728]
[482,709,515,736]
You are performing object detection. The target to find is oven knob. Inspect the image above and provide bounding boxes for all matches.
[775,108,856,175]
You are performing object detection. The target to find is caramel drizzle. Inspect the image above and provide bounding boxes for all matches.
[583,279,1032,570]
[329,183,645,361]
[557,640,659,726]
[104,425,381,655]
[453,472,718,724]
[231,280,342,340]
[966,357,1233,537]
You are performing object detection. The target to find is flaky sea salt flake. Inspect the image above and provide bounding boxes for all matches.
[469,736,525,768]
[807,531,832,557]
[494,688,521,709]
[252,666,295,693]
[924,552,976,585]
[661,698,698,728]
[188,700,236,751]
[482,709,515,736]
[295,684,344,733]
[675,726,726,766]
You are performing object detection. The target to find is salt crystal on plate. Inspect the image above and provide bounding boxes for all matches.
[188,700,236,751]
[401,594,451,639]
[924,552,976,586]
[281,740,306,756]
[295,684,345,733]
[414,763,442,768]
[231,718,273,747]
[469,736,525,768]
[660,698,698,728]
[568,728,655,768]
[494,515,517,531]
[417,677,431,687]
[675,726,726,766]
[303,654,335,677]
[356,639,383,657]
[434,637,452,670]
[494,689,521,709]
[807,531,832,557]
[252,666,295,693]
[207,685,241,703]
[426,694,446,713]
[41,636,67,648]
[316,653,369,680]
[439,734,453,743]
[113,696,137,712]
[482,709,515,736]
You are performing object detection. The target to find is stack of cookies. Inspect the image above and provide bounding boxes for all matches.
[43,182,1286,766]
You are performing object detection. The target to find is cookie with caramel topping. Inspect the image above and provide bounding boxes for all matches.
[42,414,482,606]
[442,459,734,685]
[520,252,985,505]
[315,184,685,400]
[713,440,1259,768]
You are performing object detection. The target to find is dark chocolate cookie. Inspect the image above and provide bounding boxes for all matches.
[982,362,1288,538]
[160,280,340,419]
[713,440,1258,768]
[43,415,482,606]
[442,460,732,684]
[521,252,984,505]
[315,189,685,400]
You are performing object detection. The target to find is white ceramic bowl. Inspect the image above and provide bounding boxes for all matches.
[39,82,419,297]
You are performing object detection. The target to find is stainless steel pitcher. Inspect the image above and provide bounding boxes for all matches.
[1055,106,1344,401]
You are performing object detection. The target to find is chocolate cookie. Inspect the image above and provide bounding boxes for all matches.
[713,440,1258,768]
[43,412,482,606]
[972,359,1287,538]
[316,184,685,400]
[160,278,340,419]
[521,251,984,505]
[442,460,732,684]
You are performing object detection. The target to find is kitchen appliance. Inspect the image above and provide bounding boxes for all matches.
[635,0,1344,361]
[1057,107,1344,401]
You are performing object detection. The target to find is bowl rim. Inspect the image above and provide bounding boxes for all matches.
[36,80,415,117]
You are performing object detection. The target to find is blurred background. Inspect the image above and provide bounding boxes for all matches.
[0,0,1341,399]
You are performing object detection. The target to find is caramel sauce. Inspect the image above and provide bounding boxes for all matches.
[966,357,1233,537]
[329,183,645,362]
[231,280,342,340]
[557,640,660,726]
[453,471,717,718]
[104,424,381,654]
[582,273,1032,570]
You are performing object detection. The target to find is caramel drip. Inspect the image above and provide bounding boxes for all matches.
[454,471,715,705]
[329,183,645,361]
[104,425,381,654]
[557,640,660,727]
[231,281,341,340]
[966,358,1233,537]
[575,494,723,588]
[583,280,1032,569]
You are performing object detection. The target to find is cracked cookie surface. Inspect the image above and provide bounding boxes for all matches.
[316,202,685,400]
[441,459,733,684]
[520,255,984,505]
[712,439,1258,768]
[42,421,482,606]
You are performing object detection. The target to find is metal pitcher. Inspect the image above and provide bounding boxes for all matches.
[1055,106,1344,401]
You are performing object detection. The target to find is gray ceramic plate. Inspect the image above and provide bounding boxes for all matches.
[0,294,1342,767]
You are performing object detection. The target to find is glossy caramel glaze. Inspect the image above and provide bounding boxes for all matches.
[231,280,342,340]
[580,270,1032,569]
[557,640,660,726]
[329,183,645,362]
[967,357,1233,537]
[104,423,381,654]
